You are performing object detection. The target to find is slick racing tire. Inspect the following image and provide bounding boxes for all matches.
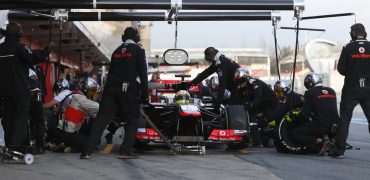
[274,110,308,154]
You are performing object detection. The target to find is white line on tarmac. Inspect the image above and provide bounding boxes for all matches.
[352,118,368,125]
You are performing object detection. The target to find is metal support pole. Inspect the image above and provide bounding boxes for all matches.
[280,27,325,32]
[9,11,277,21]
[0,0,300,11]
[291,5,303,92]
[302,13,354,20]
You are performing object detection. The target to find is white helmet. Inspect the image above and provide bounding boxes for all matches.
[79,78,100,96]
[209,76,220,91]
[274,80,292,98]
[234,68,251,83]
[304,72,322,89]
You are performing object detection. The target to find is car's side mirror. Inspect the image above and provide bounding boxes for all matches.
[163,49,188,65]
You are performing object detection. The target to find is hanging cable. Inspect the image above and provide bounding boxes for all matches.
[291,15,300,92]
[273,21,281,80]
[44,19,52,87]
[57,19,62,80]
[174,4,179,49]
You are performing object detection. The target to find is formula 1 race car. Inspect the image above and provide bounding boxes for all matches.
[137,74,249,154]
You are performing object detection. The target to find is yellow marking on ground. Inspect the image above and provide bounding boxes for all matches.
[239,149,250,154]
[102,144,114,154]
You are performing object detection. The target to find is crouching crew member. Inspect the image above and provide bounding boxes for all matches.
[292,73,340,155]
[56,78,99,152]
[234,68,277,146]
[269,80,304,124]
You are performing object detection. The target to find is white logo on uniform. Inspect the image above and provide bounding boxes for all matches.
[359,47,365,53]
[322,90,328,94]
[25,46,32,54]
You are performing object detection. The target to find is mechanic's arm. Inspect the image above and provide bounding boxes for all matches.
[43,99,59,109]
[295,93,305,108]
[270,101,290,122]
[298,91,312,121]
[190,64,216,86]
[216,64,228,104]
[17,44,48,65]
[337,46,348,76]
[137,47,149,101]
[251,81,262,108]
[76,95,100,118]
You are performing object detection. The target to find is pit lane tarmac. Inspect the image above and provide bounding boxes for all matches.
[1,112,370,180]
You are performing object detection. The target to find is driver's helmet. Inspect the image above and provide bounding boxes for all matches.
[79,78,100,97]
[174,90,190,104]
[304,72,322,89]
[234,68,251,83]
[274,80,292,99]
[209,76,219,92]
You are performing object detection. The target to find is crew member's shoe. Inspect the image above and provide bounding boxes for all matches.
[345,143,353,150]
[35,148,45,155]
[80,153,90,159]
[118,152,140,159]
[134,140,154,153]
[64,147,72,153]
[105,133,113,144]
[318,136,330,156]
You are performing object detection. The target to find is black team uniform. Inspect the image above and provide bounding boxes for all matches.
[190,52,241,106]
[292,86,340,152]
[29,70,46,153]
[82,28,148,159]
[337,24,370,156]
[270,92,304,123]
[0,23,48,147]
[242,78,277,146]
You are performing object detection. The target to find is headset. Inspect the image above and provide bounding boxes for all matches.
[121,27,140,43]
[0,22,24,38]
[350,23,367,40]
